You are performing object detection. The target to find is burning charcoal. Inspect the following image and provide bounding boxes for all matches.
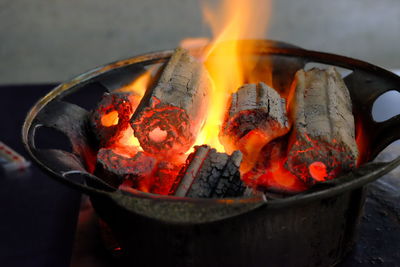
[243,138,307,193]
[212,151,247,198]
[285,67,358,185]
[150,161,181,195]
[219,82,289,172]
[90,92,139,147]
[173,145,246,198]
[131,48,211,157]
[95,148,157,188]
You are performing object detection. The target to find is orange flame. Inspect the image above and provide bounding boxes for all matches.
[114,127,141,152]
[116,66,157,97]
[193,0,272,152]
[101,110,119,127]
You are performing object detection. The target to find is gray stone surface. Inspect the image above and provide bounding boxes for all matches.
[1,0,400,84]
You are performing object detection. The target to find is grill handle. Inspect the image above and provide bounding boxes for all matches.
[344,69,400,160]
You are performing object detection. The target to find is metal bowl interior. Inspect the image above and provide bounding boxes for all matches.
[22,40,400,224]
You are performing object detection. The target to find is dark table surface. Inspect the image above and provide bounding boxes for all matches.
[0,84,399,267]
[0,84,81,267]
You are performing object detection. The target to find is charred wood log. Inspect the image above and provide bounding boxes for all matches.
[95,148,157,189]
[95,147,182,195]
[212,150,247,198]
[90,92,139,147]
[220,82,289,149]
[219,82,289,172]
[173,145,246,198]
[285,67,358,185]
[131,48,211,157]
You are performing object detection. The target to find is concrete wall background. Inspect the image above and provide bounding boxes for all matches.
[1,0,399,84]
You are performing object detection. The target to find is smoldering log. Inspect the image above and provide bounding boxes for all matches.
[220,82,289,151]
[219,82,289,172]
[131,48,211,157]
[173,145,246,198]
[285,67,358,185]
[94,148,157,188]
[90,92,139,147]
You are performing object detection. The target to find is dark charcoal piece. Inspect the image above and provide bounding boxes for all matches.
[219,82,289,172]
[286,67,358,185]
[95,148,157,188]
[90,92,139,147]
[131,48,211,157]
[174,145,246,198]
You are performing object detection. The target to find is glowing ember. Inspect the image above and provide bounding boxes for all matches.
[243,161,307,192]
[131,102,193,158]
[285,68,358,186]
[239,130,270,172]
[149,127,168,143]
[90,92,135,147]
[130,48,210,159]
[308,162,328,181]
[242,138,307,192]
[116,127,141,149]
[101,110,119,127]
[94,72,148,157]
[219,82,289,173]
[355,117,369,166]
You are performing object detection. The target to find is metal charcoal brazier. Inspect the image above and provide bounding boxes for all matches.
[22,40,400,267]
